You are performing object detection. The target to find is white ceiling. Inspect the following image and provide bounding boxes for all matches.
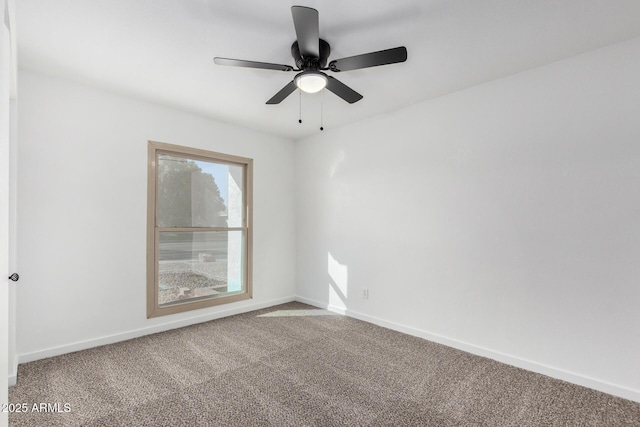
[16,0,640,140]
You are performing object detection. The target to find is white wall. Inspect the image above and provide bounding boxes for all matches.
[16,70,296,360]
[295,37,640,401]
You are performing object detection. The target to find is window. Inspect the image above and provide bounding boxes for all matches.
[147,141,253,318]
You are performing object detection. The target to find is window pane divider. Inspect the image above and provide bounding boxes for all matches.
[157,227,246,232]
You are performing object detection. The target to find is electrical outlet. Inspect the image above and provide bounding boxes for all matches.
[362,288,369,300]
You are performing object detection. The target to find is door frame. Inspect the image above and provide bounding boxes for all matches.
[2,2,18,427]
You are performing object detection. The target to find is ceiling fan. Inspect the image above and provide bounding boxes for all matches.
[214,6,407,105]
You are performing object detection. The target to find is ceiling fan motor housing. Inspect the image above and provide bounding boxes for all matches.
[291,39,331,70]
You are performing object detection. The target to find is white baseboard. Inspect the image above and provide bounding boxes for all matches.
[295,295,640,403]
[17,296,296,365]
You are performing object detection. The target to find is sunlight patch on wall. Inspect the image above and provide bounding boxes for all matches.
[329,150,346,178]
[328,251,348,308]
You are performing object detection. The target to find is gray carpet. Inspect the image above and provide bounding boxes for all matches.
[9,302,640,426]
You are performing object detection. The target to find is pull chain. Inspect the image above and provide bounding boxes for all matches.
[320,90,324,131]
[298,90,302,124]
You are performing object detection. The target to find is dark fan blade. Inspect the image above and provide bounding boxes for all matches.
[214,57,293,72]
[329,46,407,72]
[291,6,319,58]
[325,76,363,104]
[266,81,297,104]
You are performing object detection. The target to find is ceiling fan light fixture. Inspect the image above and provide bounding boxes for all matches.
[295,72,327,93]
